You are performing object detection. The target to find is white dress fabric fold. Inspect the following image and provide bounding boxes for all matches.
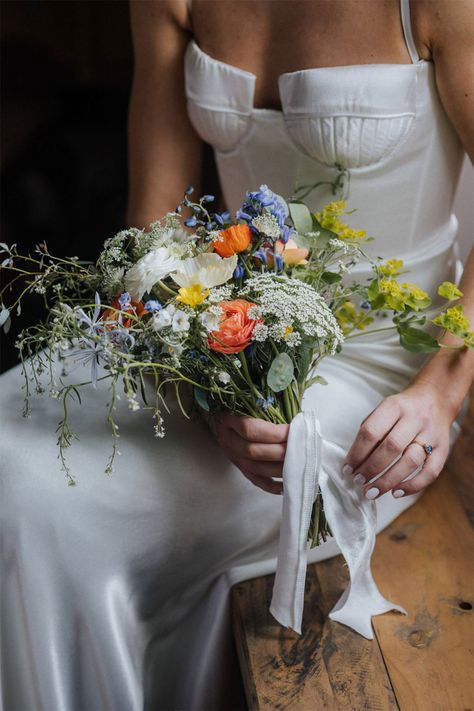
[270,411,406,639]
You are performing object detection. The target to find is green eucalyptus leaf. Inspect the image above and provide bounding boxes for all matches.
[267,352,295,392]
[321,271,342,284]
[288,201,313,235]
[398,326,440,353]
[311,215,338,247]
[193,387,210,412]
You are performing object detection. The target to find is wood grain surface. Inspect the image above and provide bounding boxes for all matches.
[232,394,473,711]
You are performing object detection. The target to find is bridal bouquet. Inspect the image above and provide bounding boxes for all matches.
[1,185,472,545]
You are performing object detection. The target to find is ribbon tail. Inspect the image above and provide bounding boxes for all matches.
[269,411,322,635]
[319,446,407,639]
[269,410,406,640]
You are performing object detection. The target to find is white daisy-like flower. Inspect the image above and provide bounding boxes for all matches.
[199,309,222,332]
[171,309,190,332]
[151,309,172,331]
[125,247,182,300]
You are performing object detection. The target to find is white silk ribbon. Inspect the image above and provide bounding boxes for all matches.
[269,410,407,639]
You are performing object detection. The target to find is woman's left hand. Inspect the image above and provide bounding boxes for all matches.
[342,380,454,500]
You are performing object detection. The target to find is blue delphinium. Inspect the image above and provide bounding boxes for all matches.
[236,184,294,243]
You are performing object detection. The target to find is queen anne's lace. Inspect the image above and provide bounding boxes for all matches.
[241,274,344,353]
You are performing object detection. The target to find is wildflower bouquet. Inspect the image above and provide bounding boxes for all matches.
[1,185,472,546]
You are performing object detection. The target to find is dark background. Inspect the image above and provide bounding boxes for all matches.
[0,0,218,372]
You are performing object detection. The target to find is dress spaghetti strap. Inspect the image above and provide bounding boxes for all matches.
[400,0,421,63]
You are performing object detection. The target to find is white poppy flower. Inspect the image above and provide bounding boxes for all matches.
[171,253,237,290]
[125,247,181,300]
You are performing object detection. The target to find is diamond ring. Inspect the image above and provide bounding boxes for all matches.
[413,441,433,457]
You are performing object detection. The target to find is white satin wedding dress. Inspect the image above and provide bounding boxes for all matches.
[0,0,466,709]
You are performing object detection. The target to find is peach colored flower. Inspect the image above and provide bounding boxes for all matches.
[213,224,252,258]
[103,298,147,329]
[276,238,309,265]
[207,299,260,354]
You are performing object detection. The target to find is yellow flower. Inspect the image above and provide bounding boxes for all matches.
[401,283,428,300]
[283,325,293,336]
[379,259,404,277]
[176,284,209,307]
[315,201,366,240]
[378,278,406,311]
[437,281,463,301]
[335,301,374,334]
[432,305,472,338]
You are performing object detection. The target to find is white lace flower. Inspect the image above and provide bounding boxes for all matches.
[217,371,231,384]
[251,214,281,239]
[125,247,182,300]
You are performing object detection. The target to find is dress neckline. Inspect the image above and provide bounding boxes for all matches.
[188,39,427,114]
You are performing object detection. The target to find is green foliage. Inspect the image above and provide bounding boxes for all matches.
[267,352,295,392]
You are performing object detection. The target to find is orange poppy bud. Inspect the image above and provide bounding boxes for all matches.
[213,224,252,258]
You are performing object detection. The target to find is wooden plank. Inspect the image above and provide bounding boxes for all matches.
[371,470,474,710]
[232,559,398,710]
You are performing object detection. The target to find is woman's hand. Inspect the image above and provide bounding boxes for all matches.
[206,412,289,495]
[342,381,454,500]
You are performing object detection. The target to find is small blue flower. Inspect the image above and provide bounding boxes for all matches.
[233,263,245,280]
[144,300,162,312]
[201,194,215,203]
[275,254,283,271]
[185,186,194,195]
[118,292,131,309]
[184,216,198,228]
[360,300,371,310]
[256,395,275,411]
[213,213,225,226]
[236,209,253,222]
[254,250,267,265]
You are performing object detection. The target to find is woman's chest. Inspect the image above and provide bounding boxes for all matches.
[190,0,412,111]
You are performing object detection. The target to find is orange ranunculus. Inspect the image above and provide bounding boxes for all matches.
[213,224,252,258]
[208,299,260,354]
[103,298,147,329]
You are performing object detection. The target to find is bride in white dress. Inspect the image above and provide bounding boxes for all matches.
[1,0,473,709]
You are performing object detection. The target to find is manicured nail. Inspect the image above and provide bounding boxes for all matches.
[392,489,405,498]
[342,464,353,476]
[353,473,365,485]
[365,487,380,500]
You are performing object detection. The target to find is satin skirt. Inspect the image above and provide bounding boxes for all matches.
[0,244,461,711]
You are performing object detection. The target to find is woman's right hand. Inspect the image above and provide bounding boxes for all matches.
[207,412,289,495]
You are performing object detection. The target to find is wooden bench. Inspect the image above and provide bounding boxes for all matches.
[232,395,473,710]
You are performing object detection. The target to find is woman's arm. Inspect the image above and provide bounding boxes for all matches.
[127,0,203,228]
[342,0,474,500]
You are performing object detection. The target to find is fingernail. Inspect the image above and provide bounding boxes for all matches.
[365,487,380,500]
[342,464,353,476]
[392,489,405,498]
[353,473,365,485]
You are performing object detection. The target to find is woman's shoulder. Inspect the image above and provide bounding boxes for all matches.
[410,0,474,61]
[129,0,191,39]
